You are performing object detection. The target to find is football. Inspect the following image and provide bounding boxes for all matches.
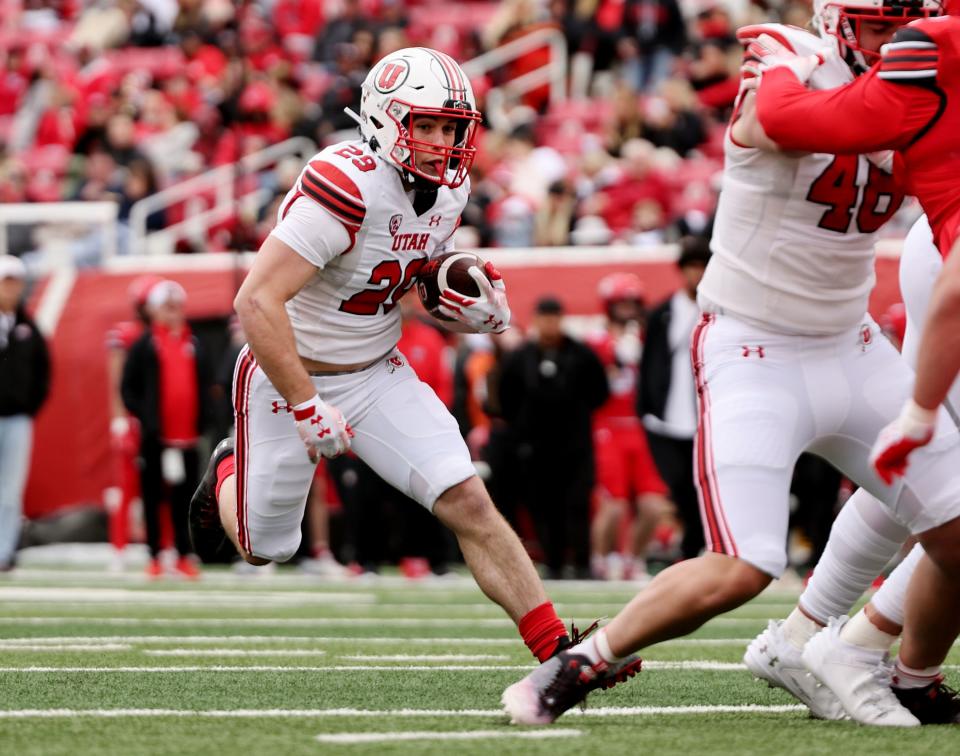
[417,252,488,320]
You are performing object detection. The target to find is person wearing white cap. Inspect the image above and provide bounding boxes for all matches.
[121,278,210,579]
[0,255,50,572]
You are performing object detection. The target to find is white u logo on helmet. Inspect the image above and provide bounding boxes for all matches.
[359,47,481,189]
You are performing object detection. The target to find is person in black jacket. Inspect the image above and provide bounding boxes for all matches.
[122,281,211,579]
[639,237,709,560]
[499,296,609,579]
[0,256,50,572]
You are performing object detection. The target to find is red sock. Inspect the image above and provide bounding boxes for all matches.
[215,454,236,500]
[519,601,569,662]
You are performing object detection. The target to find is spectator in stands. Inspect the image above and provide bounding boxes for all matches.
[621,0,687,92]
[69,0,134,52]
[638,236,710,560]
[533,179,577,247]
[72,93,114,156]
[686,37,739,117]
[317,42,366,140]
[499,296,609,578]
[105,112,145,167]
[589,138,671,236]
[640,78,707,157]
[114,157,164,229]
[121,280,209,579]
[0,255,50,573]
[313,0,369,66]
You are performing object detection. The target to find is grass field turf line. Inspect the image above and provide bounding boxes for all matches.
[0,568,958,755]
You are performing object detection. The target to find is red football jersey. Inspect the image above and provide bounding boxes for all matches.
[755,16,960,255]
[586,330,640,425]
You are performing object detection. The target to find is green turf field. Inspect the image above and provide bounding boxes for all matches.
[0,567,956,755]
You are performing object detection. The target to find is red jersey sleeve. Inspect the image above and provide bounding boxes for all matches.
[755,49,940,155]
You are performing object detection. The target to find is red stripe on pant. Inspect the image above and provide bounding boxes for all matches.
[232,347,258,554]
[690,314,738,557]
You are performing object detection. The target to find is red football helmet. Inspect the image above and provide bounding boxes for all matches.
[598,272,646,324]
[598,272,646,305]
[814,0,942,73]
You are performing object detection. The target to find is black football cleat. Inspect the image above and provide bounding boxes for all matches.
[552,619,643,691]
[502,649,643,725]
[894,680,960,724]
[188,437,237,564]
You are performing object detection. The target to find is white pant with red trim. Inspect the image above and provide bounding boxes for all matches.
[691,312,960,577]
[232,346,475,563]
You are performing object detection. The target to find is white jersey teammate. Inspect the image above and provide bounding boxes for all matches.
[188,48,643,674]
[502,2,960,726]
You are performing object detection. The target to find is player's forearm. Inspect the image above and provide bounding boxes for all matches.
[912,246,960,412]
[755,69,902,154]
[234,291,316,406]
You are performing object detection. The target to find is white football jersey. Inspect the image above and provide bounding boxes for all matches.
[270,139,467,363]
[698,25,906,336]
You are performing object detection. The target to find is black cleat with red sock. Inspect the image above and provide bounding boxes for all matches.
[894,680,960,724]
[188,437,236,563]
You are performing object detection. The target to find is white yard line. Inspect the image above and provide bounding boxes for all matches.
[0,588,374,605]
[0,705,807,718]
[0,617,516,627]
[0,635,520,645]
[0,643,131,652]
[0,665,537,673]
[144,649,328,657]
[315,729,581,744]
[338,654,510,662]
[644,661,745,671]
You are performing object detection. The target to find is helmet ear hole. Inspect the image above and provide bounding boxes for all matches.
[370,116,384,130]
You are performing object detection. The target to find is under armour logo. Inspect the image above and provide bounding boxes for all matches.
[271,401,292,414]
[310,416,331,437]
[741,345,765,358]
[485,314,504,331]
[428,214,442,227]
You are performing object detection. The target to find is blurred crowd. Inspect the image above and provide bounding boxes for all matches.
[0,0,840,262]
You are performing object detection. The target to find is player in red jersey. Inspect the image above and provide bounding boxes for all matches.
[586,274,672,582]
[104,275,161,572]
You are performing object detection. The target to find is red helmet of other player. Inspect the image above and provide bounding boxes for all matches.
[598,272,645,324]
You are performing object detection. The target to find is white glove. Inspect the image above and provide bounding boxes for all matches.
[869,399,937,485]
[438,261,511,334]
[292,394,353,462]
[738,31,828,86]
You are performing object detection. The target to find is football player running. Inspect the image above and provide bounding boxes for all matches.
[187,47,641,681]
[502,1,960,726]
